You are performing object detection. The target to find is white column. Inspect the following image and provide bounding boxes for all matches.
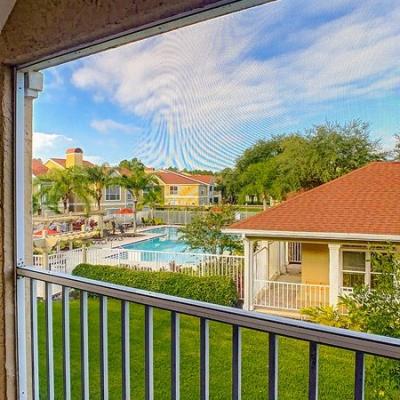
[328,243,341,306]
[243,237,255,311]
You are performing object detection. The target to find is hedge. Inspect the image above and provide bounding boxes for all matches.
[72,264,239,307]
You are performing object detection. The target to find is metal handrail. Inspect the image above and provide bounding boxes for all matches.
[17,266,400,359]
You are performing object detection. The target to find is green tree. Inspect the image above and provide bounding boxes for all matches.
[235,136,283,172]
[179,207,242,255]
[119,158,145,171]
[393,134,400,161]
[143,186,163,221]
[37,167,90,213]
[300,120,385,188]
[85,164,117,210]
[118,160,158,232]
[216,168,240,204]
[239,159,280,210]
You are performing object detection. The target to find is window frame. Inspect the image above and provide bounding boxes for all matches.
[341,249,381,289]
[105,185,121,201]
[170,186,178,195]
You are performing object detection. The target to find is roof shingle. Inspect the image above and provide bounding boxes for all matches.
[230,162,400,236]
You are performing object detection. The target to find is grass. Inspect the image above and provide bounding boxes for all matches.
[37,297,382,399]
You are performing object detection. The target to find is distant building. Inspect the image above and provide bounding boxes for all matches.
[154,170,220,206]
[33,148,220,213]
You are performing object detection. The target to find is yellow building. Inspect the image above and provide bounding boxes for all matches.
[227,162,400,315]
[154,170,218,206]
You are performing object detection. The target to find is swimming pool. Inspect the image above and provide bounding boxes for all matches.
[123,226,200,253]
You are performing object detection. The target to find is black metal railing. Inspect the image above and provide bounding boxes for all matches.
[16,266,400,400]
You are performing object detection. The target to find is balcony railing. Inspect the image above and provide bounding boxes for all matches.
[16,266,400,400]
[253,280,330,311]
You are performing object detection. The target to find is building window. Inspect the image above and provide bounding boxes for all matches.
[127,191,133,200]
[342,251,366,288]
[342,250,381,288]
[170,186,178,195]
[105,186,121,201]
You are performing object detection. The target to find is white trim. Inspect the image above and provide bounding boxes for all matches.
[224,229,400,243]
[105,186,121,201]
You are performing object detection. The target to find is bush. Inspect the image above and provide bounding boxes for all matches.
[72,263,239,306]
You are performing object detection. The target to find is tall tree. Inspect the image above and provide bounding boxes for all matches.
[37,167,90,213]
[143,186,163,221]
[85,164,117,210]
[118,161,158,232]
[239,159,280,210]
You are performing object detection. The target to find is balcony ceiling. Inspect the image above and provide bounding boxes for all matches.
[0,0,16,33]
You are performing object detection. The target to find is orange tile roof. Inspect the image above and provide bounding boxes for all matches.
[32,159,48,176]
[230,162,400,237]
[190,174,215,184]
[155,171,204,185]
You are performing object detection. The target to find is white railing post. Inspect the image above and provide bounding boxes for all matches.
[243,238,254,311]
[328,244,341,306]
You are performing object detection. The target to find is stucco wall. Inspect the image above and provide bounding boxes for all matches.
[301,243,329,285]
[0,0,271,66]
[0,64,16,399]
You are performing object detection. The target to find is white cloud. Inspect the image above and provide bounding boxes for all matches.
[90,118,141,135]
[71,0,400,169]
[33,132,73,160]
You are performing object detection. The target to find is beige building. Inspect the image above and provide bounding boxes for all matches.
[39,148,137,213]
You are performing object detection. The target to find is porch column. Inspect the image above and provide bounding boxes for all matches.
[243,237,255,311]
[328,243,341,306]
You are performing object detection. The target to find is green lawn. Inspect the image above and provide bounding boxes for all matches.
[37,298,378,399]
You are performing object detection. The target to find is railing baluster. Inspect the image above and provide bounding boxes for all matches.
[145,305,154,400]
[232,325,241,400]
[121,301,130,400]
[46,282,55,400]
[30,279,40,400]
[200,318,210,400]
[268,333,278,400]
[100,296,109,400]
[308,342,319,400]
[171,311,180,400]
[80,291,89,400]
[354,351,365,400]
[62,287,71,400]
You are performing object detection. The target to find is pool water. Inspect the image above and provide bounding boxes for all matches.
[123,226,200,254]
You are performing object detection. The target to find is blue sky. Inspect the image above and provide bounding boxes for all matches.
[34,0,400,170]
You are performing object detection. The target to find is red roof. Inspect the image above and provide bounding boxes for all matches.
[230,162,400,237]
[155,171,205,185]
[32,159,48,176]
[190,174,215,184]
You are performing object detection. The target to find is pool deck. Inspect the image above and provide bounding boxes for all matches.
[106,225,177,249]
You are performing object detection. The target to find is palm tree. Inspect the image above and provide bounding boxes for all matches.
[37,167,90,214]
[118,164,158,233]
[143,186,163,221]
[85,164,117,210]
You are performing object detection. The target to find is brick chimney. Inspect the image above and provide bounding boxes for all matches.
[65,148,83,168]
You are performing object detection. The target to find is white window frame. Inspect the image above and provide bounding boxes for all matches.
[341,249,380,289]
[170,186,178,195]
[105,186,121,201]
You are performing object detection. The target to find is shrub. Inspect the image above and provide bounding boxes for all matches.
[72,263,239,306]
